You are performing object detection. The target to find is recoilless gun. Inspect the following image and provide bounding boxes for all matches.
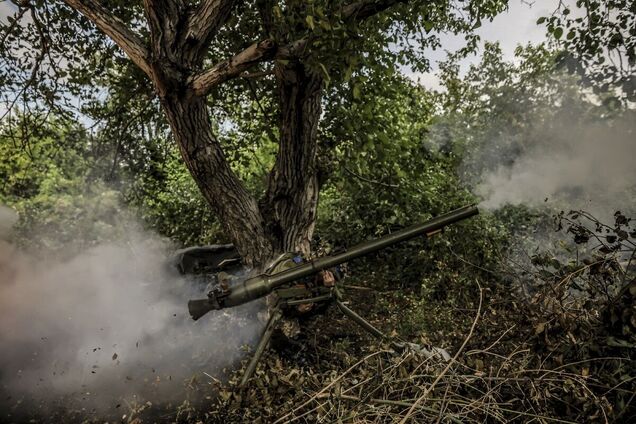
[188,204,479,386]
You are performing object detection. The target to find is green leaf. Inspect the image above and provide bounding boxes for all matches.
[319,20,331,30]
[352,85,361,100]
[318,63,330,84]
[305,15,315,30]
[536,17,546,25]
[553,27,564,39]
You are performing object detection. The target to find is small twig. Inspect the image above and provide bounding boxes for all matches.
[343,166,400,188]
[341,284,375,291]
[315,393,464,424]
[240,69,274,79]
[273,349,390,423]
[0,6,28,46]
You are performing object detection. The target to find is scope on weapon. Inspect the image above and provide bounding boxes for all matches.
[188,204,478,320]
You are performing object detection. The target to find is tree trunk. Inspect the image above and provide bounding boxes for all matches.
[260,61,323,256]
[159,61,324,266]
[110,0,324,266]
[160,93,275,266]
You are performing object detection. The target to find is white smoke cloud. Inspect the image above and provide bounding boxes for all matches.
[475,114,636,219]
[0,204,18,239]
[0,218,262,419]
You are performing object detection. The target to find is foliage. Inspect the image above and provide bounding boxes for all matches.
[435,42,600,181]
[128,149,225,247]
[0,115,133,252]
[0,112,225,249]
[189,208,634,423]
[512,210,635,420]
[0,0,509,244]
[538,0,636,104]
[0,0,509,119]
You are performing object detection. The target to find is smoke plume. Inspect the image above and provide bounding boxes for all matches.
[474,114,636,218]
[0,204,18,239]
[0,210,262,420]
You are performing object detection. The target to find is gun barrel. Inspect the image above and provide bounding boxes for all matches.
[189,204,478,318]
[270,204,478,287]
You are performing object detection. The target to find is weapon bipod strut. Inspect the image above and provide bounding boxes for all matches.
[239,287,400,387]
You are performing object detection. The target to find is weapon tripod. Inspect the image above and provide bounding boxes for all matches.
[239,282,447,387]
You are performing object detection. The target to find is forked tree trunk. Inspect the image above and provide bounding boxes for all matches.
[159,72,324,266]
[61,1,326,267]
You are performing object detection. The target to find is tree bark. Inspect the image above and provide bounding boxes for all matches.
[160,93,274,266]
[133,0,278,267]
[260,61,323,255]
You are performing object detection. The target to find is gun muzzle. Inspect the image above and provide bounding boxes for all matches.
[188,299,217,321]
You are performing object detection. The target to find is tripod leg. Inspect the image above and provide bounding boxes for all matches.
[240,306,283,387]
[336,299,450,360]
[335,299,386,340]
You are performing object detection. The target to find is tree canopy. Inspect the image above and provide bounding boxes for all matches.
[1,0,509,264]
[538,0,636,104]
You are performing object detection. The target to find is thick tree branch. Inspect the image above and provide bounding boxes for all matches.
[161,96,273,265]
[260,63,323,255]
[185,0,237,62]
[143,0,187,62]
[257,1,408,253]
[62,0,151,76]
[189,39,276,96]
